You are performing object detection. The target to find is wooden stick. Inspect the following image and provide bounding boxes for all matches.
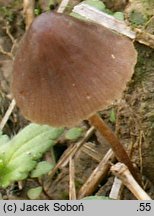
[111,162,152,200]
[57,0,70,13]
[73,3,135,38]
[78,149,115,199]
[23,0,35,30]
[109,177,124,200]
[69,157,76,200]
[73,3,154,49]
[0,99,16,130]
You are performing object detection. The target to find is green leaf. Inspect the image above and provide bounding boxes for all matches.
[4,124,64,161]
[0,131,10,146]
[109,109,116,123]
[27,187,42,200]
[65,127,84,141]
[31,161,54,178]
[84,0,106,11]
[113,12,124,21]
[0,131,10,154]
[0,124,64,188]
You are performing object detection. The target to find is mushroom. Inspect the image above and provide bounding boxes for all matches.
[12,12,140,182]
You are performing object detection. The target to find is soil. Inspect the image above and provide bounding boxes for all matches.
[0,0,154,200]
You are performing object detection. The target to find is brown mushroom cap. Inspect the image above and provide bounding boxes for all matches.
[12,12,137,127]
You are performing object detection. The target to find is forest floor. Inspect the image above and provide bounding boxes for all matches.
[0,0,154,200]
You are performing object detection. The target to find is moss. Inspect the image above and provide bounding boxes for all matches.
[130,43,154,87]
[129,10,148,26]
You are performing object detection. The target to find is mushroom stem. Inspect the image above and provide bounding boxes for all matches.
[89,113,141,184]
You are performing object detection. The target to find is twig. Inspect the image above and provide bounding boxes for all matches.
[23,0,35,30]
[57,0,70,13]
[111,163,152,200]
[139,130,143,174]
[69,157,76,200]
[4,22,16,44]
[109,177,124,200]
[73,3,135,38]
[0,99,16,130]
[81,142,102,162]
[18,180,24,190]
[0,45,13,59]
[0,22,17,59]
[73,2,154,49]
[135,28,154,49]
[77,149,115,199]
[48,126,95,177]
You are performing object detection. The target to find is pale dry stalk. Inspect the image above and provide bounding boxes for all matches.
[111,163,152,200]
[23,0,35,30]
[57,0,70,13]
[69,157,76,200]
[78,149,115,199]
